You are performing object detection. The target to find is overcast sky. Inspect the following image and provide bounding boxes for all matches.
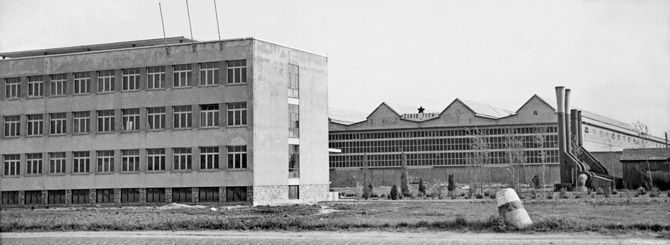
[1,0,668,137]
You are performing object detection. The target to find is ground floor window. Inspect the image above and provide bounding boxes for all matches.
[72,189,89,204]
[146,188,165,203]
[25,190,41,205]
[289,185,299,200]
[226,186,247,202]
[48,190,66,204]
[172,188,192,203]
[96,189,114,203]
[199,187,219,202]
[121,188,139,203]
[1,191,19,205]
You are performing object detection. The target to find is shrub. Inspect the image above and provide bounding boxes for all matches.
[559,188,569,199]
[390,185,399,200]
[475,194,483,199]
[637,187,646,196]
[418,179,426,197]
[363,183,374,200]
[489,193,496,199]
[447,174,455,192]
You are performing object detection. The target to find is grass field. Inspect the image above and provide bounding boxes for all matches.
[2,195,669,234]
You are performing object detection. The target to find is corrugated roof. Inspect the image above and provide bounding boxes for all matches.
[461,100,515,118]
[581,110,635,131]
[620,148,670,161]
[328,107,368,125]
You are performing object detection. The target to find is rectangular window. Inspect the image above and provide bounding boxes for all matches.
[173,148,192,170]
[173,64,192,88]
[200,62,219,85]
[25,191,42,205]
[48,190,66,204]
[289,144,299,178]
[96,189,114,203]
[2,191,19,205]
[71,189,89,204]
[97,150,114,173]
[122,108,140,131]
[199,187,219,202]
[289,185,299,200]
[199,104,219,127]
[73,151,90,173]
[227,60,247,84]
[200,147,219,170]
[289,104,299,138]
[49,152,66,174]
[122,68,140,91]
[3,154,20,176]
[26,153,42,175]
[97,110,115,132]
[4,78,21,99]
[227,145,247,169]
[147,66,166,89]
[73,72,91,94]
[28,76,44,97]
[172,188,192,203]
[49,113,66,135]
[50,74,67,96]
[3,115,20,137]
[173,105,192,129]
[27,114,44,136]
[121,188,139,203]
[146,188,165,203]
[147,107,166,130]
[227,102,247,126]
[122,149,140,172]
[225,187,247,202]
[73,111,90,133]
[97,70,115,93]
[147,148,165,171]
[288,64,299,98]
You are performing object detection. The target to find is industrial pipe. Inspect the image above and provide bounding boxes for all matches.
[564,89,571,154]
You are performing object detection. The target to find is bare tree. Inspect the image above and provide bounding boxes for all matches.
[467,128,490,196]
[533,125,547,196]
[633,120,649,148]
[504,128,527,189]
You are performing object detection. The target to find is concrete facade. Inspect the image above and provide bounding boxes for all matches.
[0,38,329,206]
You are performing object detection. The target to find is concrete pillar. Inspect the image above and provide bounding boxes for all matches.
[139,188,146,203]
[41,190,48,205]
[65,151,73,175]
[90,110,98,134]
[18,191,25,205]
[193,104,200,128]
[114,109,122,133]
[66,73,74,96]
[91,71,98,94]
[20,76,28,98]
[165,65,173,89]
[165,148,173,172]
[114,188,121,204]
[89,189,96,204]
[191,187,199,203]
[66,111,73,136]
[139,107,147,131]
[166,106,173,130]
[114,69,122,92]
[219,103,226,128]
[65,189,72,204]
[219,61,228,84]
[246,186,253,203]
[193,147,200,171]
[192,63,200,86]
[219,145,227,170]
[0,77,5,100]
[0,116,4,140]
[90,150,98,173]
[139,148,148,173]
[113,149,121,173]
[139,67,147,91]
[43,113,50,136]
[219,186,226,203]
[165,188,173,203]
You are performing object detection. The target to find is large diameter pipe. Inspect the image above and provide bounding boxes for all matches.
[571,109,579,147]
[564,89,571,154]
[577,110,583,146]
[555,86,566,157]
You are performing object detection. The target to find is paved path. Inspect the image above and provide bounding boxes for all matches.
[1,231,667,245]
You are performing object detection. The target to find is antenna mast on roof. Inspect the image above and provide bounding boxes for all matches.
[186,0,194,41]
[213,0,222,41]
[158,2,169,54]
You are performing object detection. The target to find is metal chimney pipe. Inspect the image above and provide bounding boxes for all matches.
[571,109,579,147]
[577,110,583,146]
[555,86,566,156]
[564,89,571,154]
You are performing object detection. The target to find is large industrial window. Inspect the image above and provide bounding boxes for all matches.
[97,150,114,173]
[200,147,219,170]
[25,191,42,205]
[147,148,165,171]
[147,107,166,130]
[28,76,44,97]
[172,188,192,203]
[50,74,67,96]
[289,145,299,178]
[122,108,140,131]
[200,104,219,128]
[49,113,66,135]
[4,77,21,99]
[73,72,91,94]
[97,70,115,93]
[226,187,247,202]
[227,146,247,169]
[227,102,247,126]
[199,187,219,202]
[227,60,246,84]
[146,188,165,203]
[288,64,299,98]
[147,66,165,89]
[73,111,90,133]
[48,190,66,204]
[96,189,114,203]
[2,191,19,205]
[73,151,90,173]
[122,149,140,172]
[200,62,219,85]
[289,185,299,200]
[121,188,139,203]
[27,114,44,136]
[49,152,66,174]
[3,116,20,137]
[3,154,20,176]
[173,148,192,170]
[173,105,192,128]
[289,104,299,138]
[122,68,140,91]
[97,110,115,132]
[71,189,89,204]
[26,153,42,175]
[173,64,192,88]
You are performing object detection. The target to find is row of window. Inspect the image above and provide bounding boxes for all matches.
[329,126,557,141]
[2,146,248,176]
[2,103,247,137]
[3,60,247,99]
[583,126,665,147]
[0,187,249,205]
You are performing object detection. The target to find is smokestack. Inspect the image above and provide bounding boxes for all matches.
[571,109,579,148]
[564,89,571,154]
[577,110,583,146]
[555,86,566,156]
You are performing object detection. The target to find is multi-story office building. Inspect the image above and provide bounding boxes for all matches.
[0,37,329,206]
[328,95,667,187]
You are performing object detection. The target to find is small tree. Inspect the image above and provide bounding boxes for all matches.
[400,148,411,197]
[418,179,426,198]
[448,174,455,192]
[390,185,399,200]
[363,184,372,200]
